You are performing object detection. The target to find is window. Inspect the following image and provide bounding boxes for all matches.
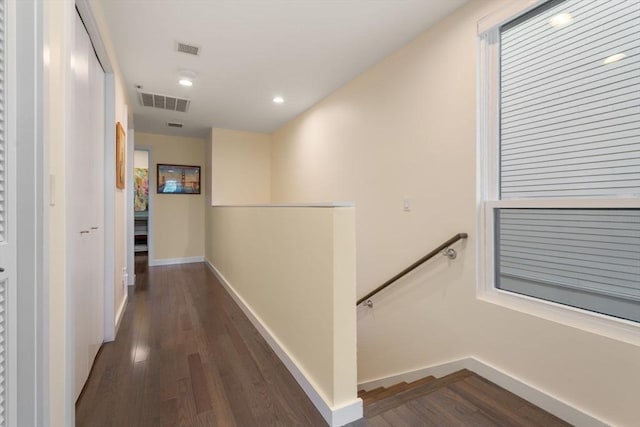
[478,0,640,328]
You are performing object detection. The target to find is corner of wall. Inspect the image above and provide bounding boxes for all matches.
[332,207,358,407]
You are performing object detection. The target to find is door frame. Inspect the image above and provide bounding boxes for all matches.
[15,0,46,424]
[75,0,118,342]
[130,146,154,269]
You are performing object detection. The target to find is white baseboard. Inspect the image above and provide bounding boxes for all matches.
[149,255,204,266]
[205,259,362,427]
[358,357,608,427]
[465,358,609,427]
[330,399,364,427]
[114,291,128,336]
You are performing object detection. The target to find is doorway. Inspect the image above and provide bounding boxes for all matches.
[133,148,151,286]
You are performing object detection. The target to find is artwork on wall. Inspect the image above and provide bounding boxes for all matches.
[134,168,149,211]
[115,122,126,189]
[157,164,201,194]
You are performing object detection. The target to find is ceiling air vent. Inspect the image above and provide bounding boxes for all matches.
[138,91,190,113]
[176,41,200,56]
[167,122,183,128]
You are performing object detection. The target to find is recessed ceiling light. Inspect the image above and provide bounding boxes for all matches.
[603,53,626,65]
[178,70,197,87]
[273,96,284,104]
[549,13,573,27]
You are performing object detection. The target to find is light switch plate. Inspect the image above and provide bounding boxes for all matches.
[403,197,411,212]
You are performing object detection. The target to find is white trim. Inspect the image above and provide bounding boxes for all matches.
[465,358,609,427]
[149,256,204,267]
[75,0,118,344]
[478,286,640,347]
[114,289,127,335]
[476,7,640,347]
[103,73,116,342]
[126,129,135,286]
[359,357,609,427]
[15,0,48,423]
[74,0,112,73]
[134,145,154,263]
[330,400,364,427]
[477,0,545,35]
[40,0,52,422]
[205,259,362,427]
[62,2,76,424]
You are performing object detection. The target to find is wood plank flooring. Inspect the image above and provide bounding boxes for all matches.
[75,257,326,427]
[77,257,572,427]
[348,370,571,427]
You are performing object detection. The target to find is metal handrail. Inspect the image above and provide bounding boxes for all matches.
[357,233,468,307]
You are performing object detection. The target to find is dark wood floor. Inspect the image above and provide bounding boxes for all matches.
[76,256,326,426]
[77,256,571,427]
[348,370,571,427]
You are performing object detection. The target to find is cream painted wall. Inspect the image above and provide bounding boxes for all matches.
[204,206,357,409]
[210,128,271,204]
[134,149,149,169]
[135,132,206,261]
[270,1,640,425]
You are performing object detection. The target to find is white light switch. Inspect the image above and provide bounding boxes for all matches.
[403,197,411,212]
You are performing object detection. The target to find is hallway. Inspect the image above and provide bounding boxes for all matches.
[75,261,326,426]
[76,259,577,427]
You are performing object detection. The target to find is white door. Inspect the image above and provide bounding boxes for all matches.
[70,12,105,400]
[0,0,17,423]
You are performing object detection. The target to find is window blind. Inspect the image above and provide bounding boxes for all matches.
[496,209,640,322]
[499,0,640,199]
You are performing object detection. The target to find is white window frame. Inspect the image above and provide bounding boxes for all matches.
[476,0,640,346]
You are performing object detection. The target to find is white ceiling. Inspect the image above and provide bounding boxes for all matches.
[97,0,467,138]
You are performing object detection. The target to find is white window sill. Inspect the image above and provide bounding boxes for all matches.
[477,286,640,347]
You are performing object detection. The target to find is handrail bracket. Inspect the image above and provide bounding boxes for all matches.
[442,247,457,259]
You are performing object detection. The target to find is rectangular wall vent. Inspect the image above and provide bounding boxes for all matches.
[176,42,200,56]
[167,122,183,128]
[138,91,190,113]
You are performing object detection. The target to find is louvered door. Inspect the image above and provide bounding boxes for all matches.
[0,0,16,424]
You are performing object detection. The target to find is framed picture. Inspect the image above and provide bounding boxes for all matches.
[157,164,201,194]
[115,122,126,189]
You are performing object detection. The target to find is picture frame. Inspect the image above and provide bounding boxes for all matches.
[115,122,126,189]
[157,164,201,194]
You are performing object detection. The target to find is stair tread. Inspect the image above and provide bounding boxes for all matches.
[364,369,474,417]
[358,386,384,399]
[406,375,436,388]
[361,382,409,404]
[359,375,438,405]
